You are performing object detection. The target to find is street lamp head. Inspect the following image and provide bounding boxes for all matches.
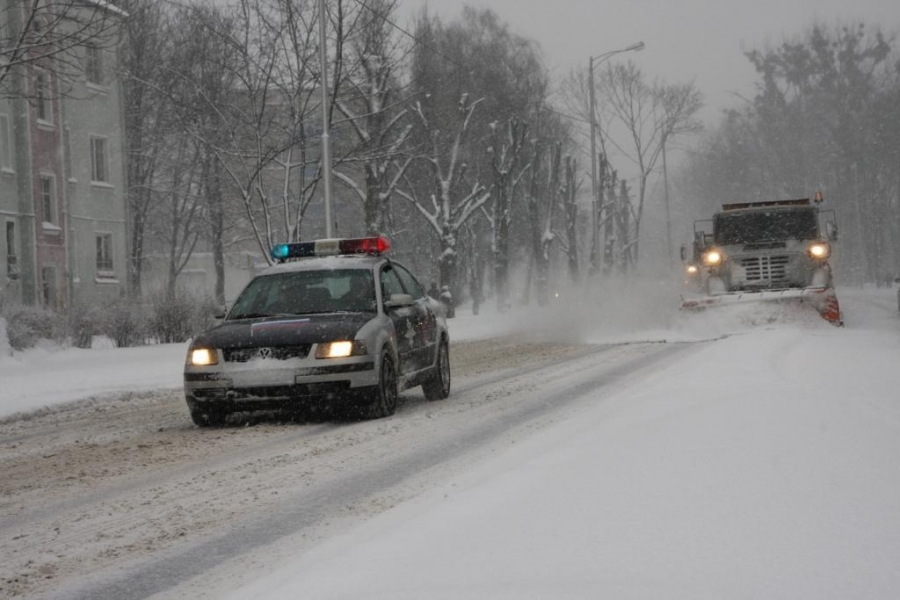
[591,42,646,65]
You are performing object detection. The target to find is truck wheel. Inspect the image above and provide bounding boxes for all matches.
[422,337,450,401]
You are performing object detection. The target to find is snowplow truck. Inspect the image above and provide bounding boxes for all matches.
[681,196,843,325]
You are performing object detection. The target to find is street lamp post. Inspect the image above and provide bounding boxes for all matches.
[318,0,334,237]
[588,41,644,274]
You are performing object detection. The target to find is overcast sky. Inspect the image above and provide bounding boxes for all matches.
[403,0,900,124]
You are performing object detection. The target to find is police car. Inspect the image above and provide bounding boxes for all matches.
[184,237,450,425]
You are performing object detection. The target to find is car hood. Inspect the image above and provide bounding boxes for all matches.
[192,313,373,348]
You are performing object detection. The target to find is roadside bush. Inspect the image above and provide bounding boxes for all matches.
[0,317,10,357]
[68,301,100,348]
[148,291,218,343]
[66,296,147,348]
[98,300,147,348]
[0,303,67,351]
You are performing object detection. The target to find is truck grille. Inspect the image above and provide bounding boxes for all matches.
[741,255,789,282]
[224,345,311,362]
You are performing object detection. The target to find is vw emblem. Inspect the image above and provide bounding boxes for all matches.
[258,347,273,359]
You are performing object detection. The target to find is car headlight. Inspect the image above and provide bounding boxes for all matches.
[315,340,368,359]
[189,348,218,366]
[808,241,831,259]
[702,250,723,266]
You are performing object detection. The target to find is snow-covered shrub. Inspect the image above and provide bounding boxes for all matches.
[67,300,100,348]
[0,304,67,350]
[0,317,10,357]
[97,299,147,348]
[148,291,217,344]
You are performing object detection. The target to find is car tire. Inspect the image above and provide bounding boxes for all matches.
[422,337,450,401]
[187,400,229,427]
[361,351,398,419]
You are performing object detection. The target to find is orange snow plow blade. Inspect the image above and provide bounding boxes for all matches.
[681,287,843,326]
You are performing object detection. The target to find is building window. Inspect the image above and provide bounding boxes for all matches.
[90,136,108,183]
[85,44,103,85]
[40,174,56,224]
[0,114,12,171]
[35,69,52,124]
[96,233,114,277]
[5,221,18,280]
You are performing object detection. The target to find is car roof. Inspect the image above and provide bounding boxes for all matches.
[261,254,387,276]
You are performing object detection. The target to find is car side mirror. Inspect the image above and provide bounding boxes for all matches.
[385,293,414,309]
[679,244,687,261]
[213,306,227,320]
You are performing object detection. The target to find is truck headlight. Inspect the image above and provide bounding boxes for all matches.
[316,340,367,359]
[702,250,723,266]
[808,242,831,259]
[189,348,218,366]
[686,264,699,275]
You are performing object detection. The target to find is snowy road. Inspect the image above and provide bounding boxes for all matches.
[2,286,900,599]
[0,335,689,599]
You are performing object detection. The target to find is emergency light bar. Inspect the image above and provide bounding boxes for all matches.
[271,236,391,262]
[722,198,811,211]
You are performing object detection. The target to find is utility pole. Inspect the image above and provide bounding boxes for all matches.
[318,0,334,237]
[662,138,673,265]
[588,57,599,274]
[587,42,644,275]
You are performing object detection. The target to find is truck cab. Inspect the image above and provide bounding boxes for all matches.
[694,198,838,295]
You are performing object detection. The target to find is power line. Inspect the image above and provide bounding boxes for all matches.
[543,105,589,125]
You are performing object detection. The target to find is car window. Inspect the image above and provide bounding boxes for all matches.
[393,264,425,300]
[228,269,375,318]
[380,266,405,301]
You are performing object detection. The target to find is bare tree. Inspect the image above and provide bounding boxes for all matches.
[486,117,529,310]
[120,0,170,296]
[558,150,581,286]
[396,94,491,295]
[332,0,413,236]
[596,61,702,263]
[181,0,362,264]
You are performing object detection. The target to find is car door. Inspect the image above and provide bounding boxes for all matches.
[380,265,417,375]
[393,263,437,372]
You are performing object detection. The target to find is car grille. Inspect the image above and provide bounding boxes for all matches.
[740,255,789,282]
[224,345,311,362]
[192,382,352,400]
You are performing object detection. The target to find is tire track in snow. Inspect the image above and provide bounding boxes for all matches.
[58,341,694,600]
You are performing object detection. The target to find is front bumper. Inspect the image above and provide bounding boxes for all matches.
[184,355,378,407]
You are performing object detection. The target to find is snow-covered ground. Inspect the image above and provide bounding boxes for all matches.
[224,286,900,599]
[3,285,900,598]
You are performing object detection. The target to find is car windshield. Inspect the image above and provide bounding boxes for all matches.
[714,208,818,245]
[228,268,376,319]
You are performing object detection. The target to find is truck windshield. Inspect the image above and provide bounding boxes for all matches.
[714,209,818,245]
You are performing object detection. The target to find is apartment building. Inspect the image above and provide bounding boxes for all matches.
[1,0,127,310]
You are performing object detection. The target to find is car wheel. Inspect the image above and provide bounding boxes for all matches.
[187,400,229,427]
[362,351,398,419]
[422,337,450,401]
